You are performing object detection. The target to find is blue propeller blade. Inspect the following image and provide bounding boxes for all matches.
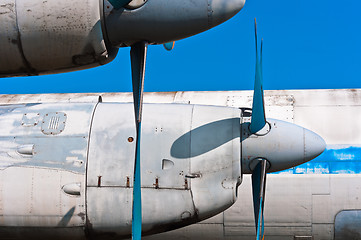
[108,0,132,10]
[132,123,142,240]
[130,41,148,240]
[251,160,267,240]
[250,19,266,134]
[250,19,268,240]
[163,42,175,51]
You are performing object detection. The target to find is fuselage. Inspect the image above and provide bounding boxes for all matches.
[0,89,353,240]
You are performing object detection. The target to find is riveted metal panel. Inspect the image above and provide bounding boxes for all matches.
[227,95,294,123]
[86,103,209,236]
[0,102,95,238]
[189,105,241,221]
[21,112,40,127]
[224,175,312,237]
[0,165,86,227]
[87,188,195,236]
[16,0,106,70]
[141,104,193,189]
[0,103,96,137]
[41,112,67,135]
[312,195,332,224]
[87,103,136,187]
[87,103,193,189]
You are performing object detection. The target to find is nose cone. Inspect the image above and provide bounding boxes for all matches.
[304,129,326,161]
[210,0,246,27]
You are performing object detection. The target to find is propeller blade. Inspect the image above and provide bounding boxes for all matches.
[249,19,266,134]
[108,0,132,10]
[130,41,148,240]
[251,159,267,240]
[163,41,175,51]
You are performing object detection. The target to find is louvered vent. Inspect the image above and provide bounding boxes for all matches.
[41,112,67,135]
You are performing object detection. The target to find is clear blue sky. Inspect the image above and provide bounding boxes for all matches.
[2,0,361,94]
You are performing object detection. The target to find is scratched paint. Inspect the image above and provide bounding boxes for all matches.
[275,145,361,174]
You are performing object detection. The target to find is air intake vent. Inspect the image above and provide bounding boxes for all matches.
[41,112,67,135]
[49,116,60,130]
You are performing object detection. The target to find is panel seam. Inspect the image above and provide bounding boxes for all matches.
[14,0,37,76]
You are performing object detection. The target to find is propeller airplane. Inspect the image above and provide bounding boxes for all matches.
[0,0,246,239]
[0,1,326,239]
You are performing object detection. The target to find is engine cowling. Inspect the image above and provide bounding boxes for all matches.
[87,103,241,237]
[0,0,246,77]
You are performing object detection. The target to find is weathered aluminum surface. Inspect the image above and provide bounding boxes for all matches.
[0,0,245,76]
[0,0,115,77]
[87,103,194,189]
[0,89,356,144]
[227,95,294,122]
[0,102,97,239]
[86,103,241,237]
[0,103,96,172]
[87,188,196,237]
[0,0,25,74]
[188,105,241,221]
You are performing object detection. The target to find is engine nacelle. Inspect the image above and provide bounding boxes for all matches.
[0,0,246,77]
[0,102,241,239]
[105,0,246,47]
[87,103,241,237]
